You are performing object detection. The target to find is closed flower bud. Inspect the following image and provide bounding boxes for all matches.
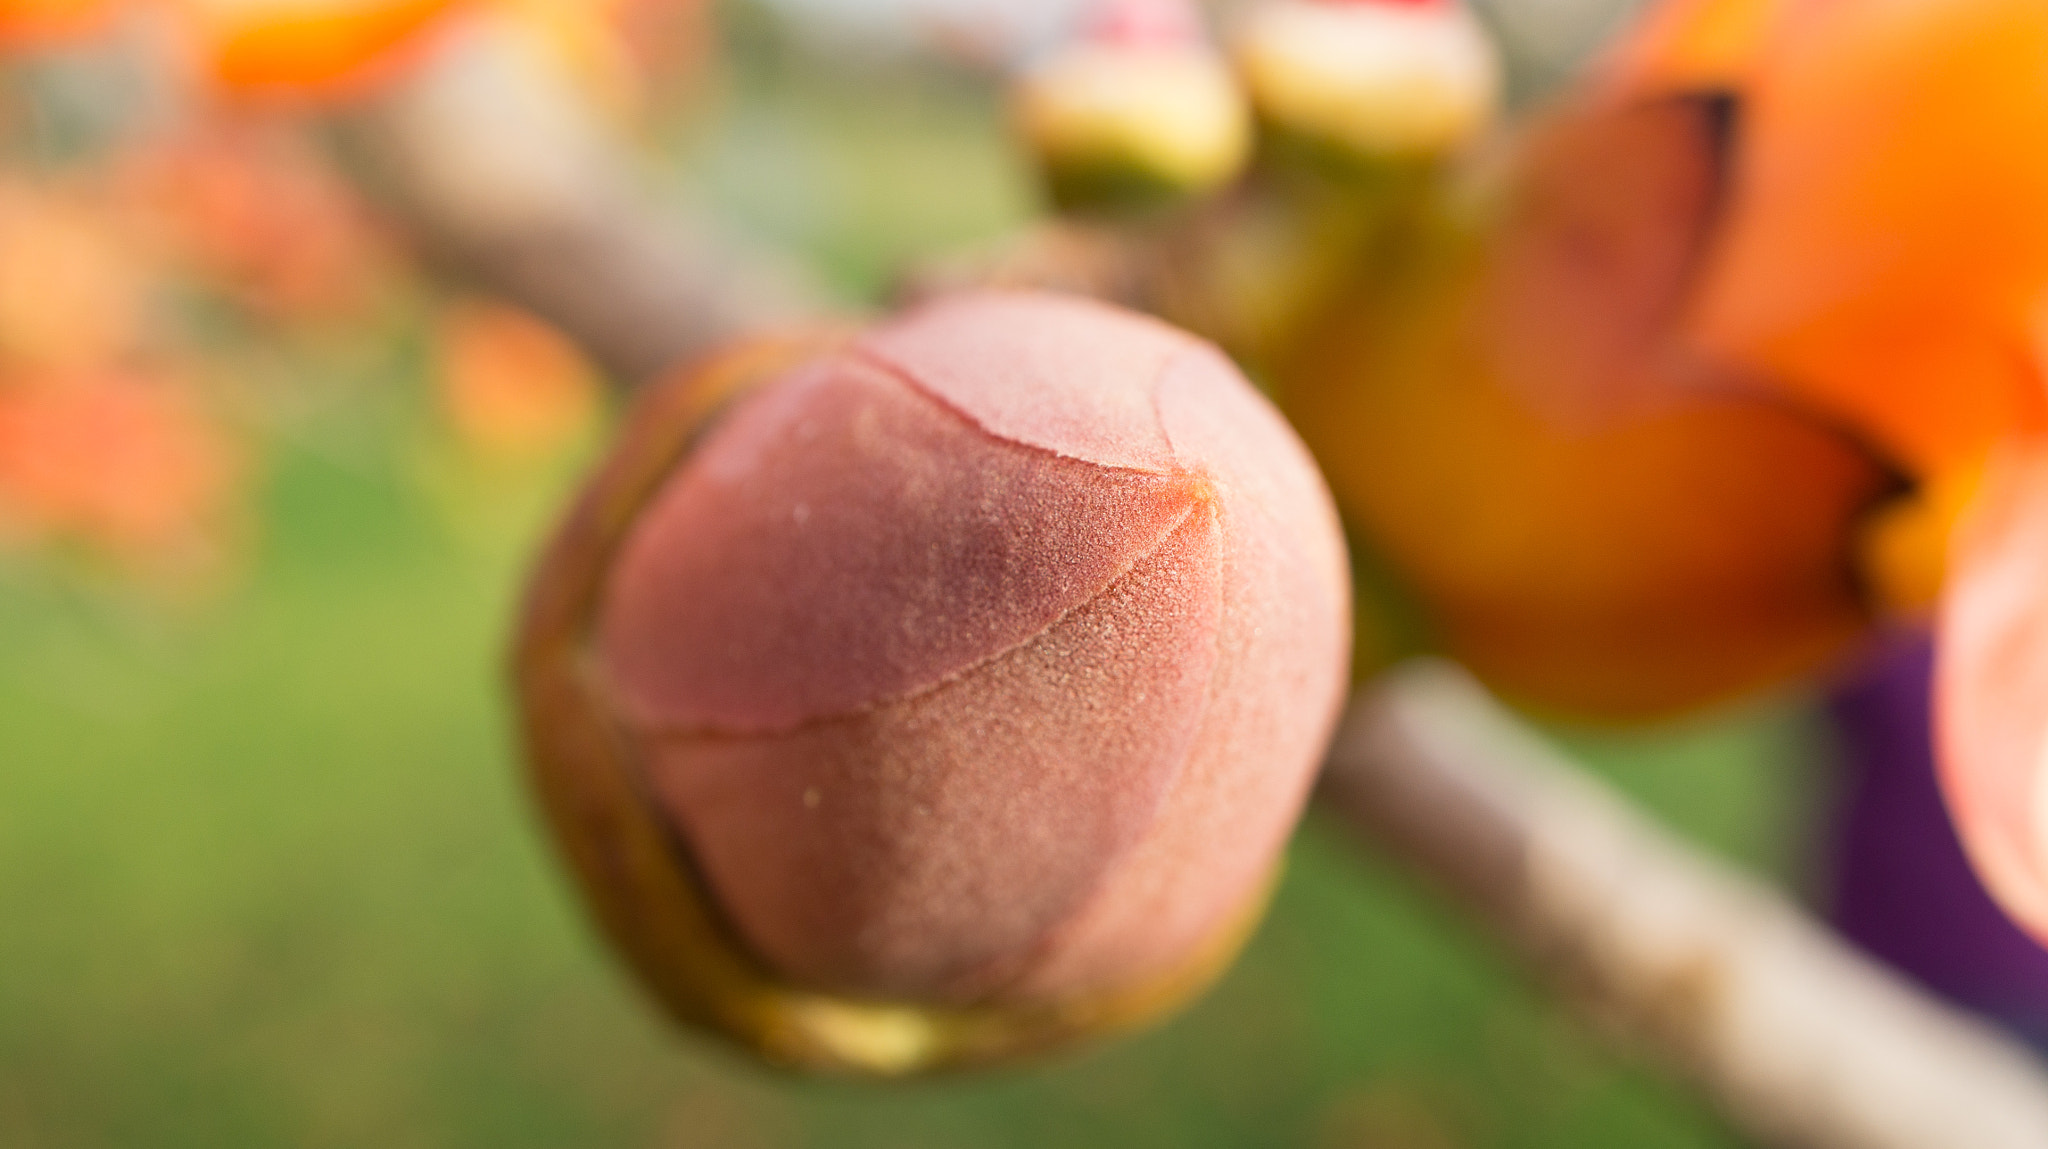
[1013,0,1251,214]
[515,291,1349,1074]
[1235,0,1500,162]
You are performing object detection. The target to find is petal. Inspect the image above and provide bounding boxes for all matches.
[1936,442,2048,938]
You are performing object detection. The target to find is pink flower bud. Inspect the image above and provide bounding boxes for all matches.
[516,292,1349,1073]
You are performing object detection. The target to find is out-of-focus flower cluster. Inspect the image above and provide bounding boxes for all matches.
[0,136,268,585]
[0,0,707,588]
[1,0,709,104]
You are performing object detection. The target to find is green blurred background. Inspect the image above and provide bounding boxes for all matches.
[0,16,1820,1146]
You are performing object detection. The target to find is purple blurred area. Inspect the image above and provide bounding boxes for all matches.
[1826,633,2048,1046]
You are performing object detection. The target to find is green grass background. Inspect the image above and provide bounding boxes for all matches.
[0,31,1833,1147]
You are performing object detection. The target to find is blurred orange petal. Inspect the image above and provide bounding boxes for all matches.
[123,124,391,322]
[1597,0,1781,94]
[599,0,709,85]
[0,0,115,48]
[1276,91,1891,718]
[1685,0,2048,475]
[435,301,600,458]
[181,0,470,99]
[0,182,147,370]
[0,369,239,557]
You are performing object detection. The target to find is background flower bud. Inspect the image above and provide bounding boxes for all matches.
[1235,0,1501,163]
[516,291,1350,1074]
[1013,0,1251,214]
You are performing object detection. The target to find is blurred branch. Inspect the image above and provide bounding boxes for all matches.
[329,21,821,388]
[1327,662,2048,1149]
[327,24,2048,1149]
